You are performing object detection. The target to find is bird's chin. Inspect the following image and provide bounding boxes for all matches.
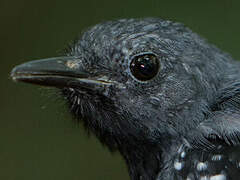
[60,87,122,149]
[61,87,113,119]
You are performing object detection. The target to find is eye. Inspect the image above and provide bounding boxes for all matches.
[130,53,160,81]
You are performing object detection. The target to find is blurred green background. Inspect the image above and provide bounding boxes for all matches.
[1,0,240,179]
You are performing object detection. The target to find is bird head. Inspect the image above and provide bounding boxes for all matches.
[11,19,238,177]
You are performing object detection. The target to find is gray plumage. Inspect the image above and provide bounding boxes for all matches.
[11,18,240,179]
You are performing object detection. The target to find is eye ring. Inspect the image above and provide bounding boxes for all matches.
[130,53,160,81]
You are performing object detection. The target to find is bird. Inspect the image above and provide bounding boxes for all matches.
[11,18,240,180]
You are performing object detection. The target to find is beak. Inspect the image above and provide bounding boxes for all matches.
[11,56,112,89]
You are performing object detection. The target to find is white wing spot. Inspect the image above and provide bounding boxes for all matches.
[237,162,240,168]
[180,151,186,158]
[200,176,208,180]
[210,174,226,180]
[211,154,223,161]
[174,160,184,171]
[197,162,208,171]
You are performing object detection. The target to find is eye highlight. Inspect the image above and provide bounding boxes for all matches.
[130,53,160,81]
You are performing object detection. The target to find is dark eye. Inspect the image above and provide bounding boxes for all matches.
[130,54,160,81]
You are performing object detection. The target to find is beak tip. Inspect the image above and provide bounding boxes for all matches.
[10,66,18,80]
[10,64,25,82]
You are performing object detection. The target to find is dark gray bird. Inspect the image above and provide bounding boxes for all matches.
[11,18,240,180]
